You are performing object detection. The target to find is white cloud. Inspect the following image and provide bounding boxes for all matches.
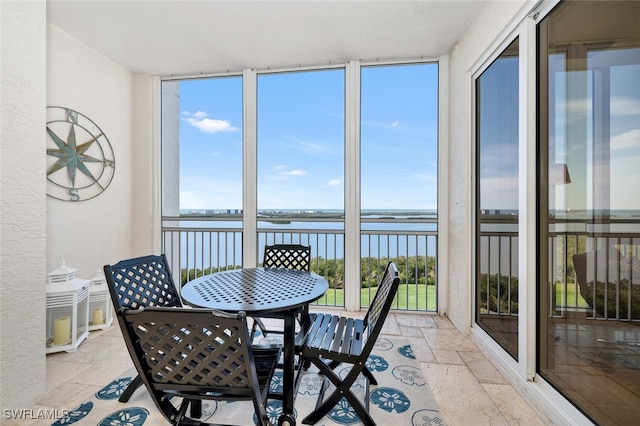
[179,190,206,210]
[558,96,640,118]
[298,141,332,155]
[279,169,306,177]
[182,110,238,134]
[179,177,242,210]
[272,165,306,177]
[611,97,640,117]
[480,176,519,210]
[391,120,400,128]
[326,179,342,186]
[611,128,640,151]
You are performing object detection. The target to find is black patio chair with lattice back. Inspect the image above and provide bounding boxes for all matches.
[117,306,281,426]
[294,261,400,426]
[252,244,311,338]
[103,254,184,403]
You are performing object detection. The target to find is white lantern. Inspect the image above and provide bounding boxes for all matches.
[46,261,90,353]
[88,269,113,331]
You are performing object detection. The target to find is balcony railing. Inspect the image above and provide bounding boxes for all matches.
[549,225,640,321]
[161,215,438,312]
[479,215,640,321]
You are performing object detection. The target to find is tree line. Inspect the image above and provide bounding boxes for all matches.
[180,255,436,288]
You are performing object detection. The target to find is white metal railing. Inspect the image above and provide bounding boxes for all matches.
[479,216,640,321]
[161,216,438,312]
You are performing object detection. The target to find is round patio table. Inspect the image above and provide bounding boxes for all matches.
[181,267,329,426]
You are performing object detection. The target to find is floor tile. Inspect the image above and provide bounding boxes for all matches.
[30,312,546,426]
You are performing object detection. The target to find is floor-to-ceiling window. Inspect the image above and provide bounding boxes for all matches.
[162,77,243,216]
[255,69,347,303]
[256,70,345,216]
[475,39,520,360]
[538,1,640,423]
[361,63,439,310]
[161,77,244,279]
[160,61,439,311]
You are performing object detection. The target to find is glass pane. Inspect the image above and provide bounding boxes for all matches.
[256,70,345,301]
[539,1,640,423]
[161,77,243,217]
[161,77,243,274]
[361,64,438,213]
[257,70,345,215]
[360,63,438,311]
[476,38,519,360]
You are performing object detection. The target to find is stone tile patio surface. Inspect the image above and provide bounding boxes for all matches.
[8,311,549,425]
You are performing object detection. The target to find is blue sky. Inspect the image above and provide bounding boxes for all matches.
[478,53,519,211]
[176,64,439,211]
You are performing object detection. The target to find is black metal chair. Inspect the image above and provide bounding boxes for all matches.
[263,243,311,271]
[116,306,281,426]
[294,261,400,426]
[573,248,640,319]
[252,244,311,338]
[103,254,183,403]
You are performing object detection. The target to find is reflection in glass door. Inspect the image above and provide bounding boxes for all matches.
[475,39,519,360]
[538,1,640,424]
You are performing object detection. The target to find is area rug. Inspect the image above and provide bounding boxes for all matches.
[51,338,443,425]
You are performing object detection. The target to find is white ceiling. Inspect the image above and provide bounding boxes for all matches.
[47,0,483,77]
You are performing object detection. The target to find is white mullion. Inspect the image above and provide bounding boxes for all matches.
[438,54,450,316]
[151,75,162,253]
[344,60,361,312]
[519,15,537,382]
[243,69,258,267]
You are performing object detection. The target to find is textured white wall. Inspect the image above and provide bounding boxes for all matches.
[446,0,527,332]
[0,0,48,412]
[46,25,146,276]
[0,17,155,414]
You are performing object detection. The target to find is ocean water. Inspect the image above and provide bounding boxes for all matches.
[164,211,438,269]
[164,209,640,269]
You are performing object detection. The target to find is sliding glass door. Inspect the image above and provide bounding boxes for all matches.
[475,39,520,360]
[538,1,640,423]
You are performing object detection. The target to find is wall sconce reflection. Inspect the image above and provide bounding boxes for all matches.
[551,163,571,185]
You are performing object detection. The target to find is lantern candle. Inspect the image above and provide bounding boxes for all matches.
[93,308,104,325]
[53,316,71,345]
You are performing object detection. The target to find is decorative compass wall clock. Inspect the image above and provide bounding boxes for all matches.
[46,106,116,201]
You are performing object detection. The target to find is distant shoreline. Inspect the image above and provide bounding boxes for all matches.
[178,208,640,220]
[179,208,438,219]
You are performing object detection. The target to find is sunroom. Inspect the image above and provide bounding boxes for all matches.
[1,1,639,425]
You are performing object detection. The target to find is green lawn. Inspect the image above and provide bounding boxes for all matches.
[315,282,587,312]
[554,282,589,308]
[314,283,437,311]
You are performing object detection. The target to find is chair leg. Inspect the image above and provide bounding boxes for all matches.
[119,375,143,402]
[324,360,377,384]
[251,317,269,338]
[174,399,190,426]
[119,374,204,420]
[302,359,375,426]
[189,400,202,418]
[362,366,377,386]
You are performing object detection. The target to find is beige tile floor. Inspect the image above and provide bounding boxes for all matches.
[14,312,548,425]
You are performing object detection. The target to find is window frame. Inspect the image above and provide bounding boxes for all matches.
[159,58,440,311]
